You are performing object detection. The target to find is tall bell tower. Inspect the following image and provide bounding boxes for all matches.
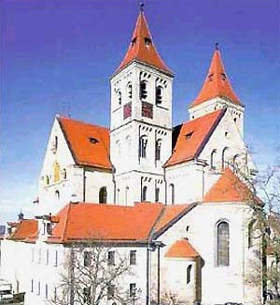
[110,6,174,205]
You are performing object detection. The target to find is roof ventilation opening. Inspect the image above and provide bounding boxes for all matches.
[185,132,194,140]
[144,37,152,47]
[131,37,137,46]
[89,137,99,144]
[221,73,227,81]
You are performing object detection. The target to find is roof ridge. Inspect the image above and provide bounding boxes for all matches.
[147,205,166,242]
[61,203,72,243]
[57,116,78,164]
[58,115,109,131]
[194,108,227,158]
[153,203,197,239]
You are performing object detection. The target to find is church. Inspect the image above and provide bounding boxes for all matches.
[1,7,263,305]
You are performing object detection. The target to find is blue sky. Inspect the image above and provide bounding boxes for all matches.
[0,0,279,223]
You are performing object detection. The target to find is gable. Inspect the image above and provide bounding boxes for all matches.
[40,117,75,181]
[199,108,255,173]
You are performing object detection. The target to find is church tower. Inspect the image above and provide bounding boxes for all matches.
[110,7,174,205]
[189,45,245,135]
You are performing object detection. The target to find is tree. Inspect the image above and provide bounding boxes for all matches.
[235,153,280,305]
[50,241,138,305]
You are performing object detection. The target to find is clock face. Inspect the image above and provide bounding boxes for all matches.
[142,101,153,119]
[123,102,132,119]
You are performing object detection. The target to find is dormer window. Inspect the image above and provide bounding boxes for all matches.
[208,74,213,81]
[89,137,99,144]
[185,132,193,140]
[144,37,152,47]
[46,223,52,235]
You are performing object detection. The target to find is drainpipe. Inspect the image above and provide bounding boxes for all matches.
[112,166,116,203]
[163,167,167,205]
[69,246,75,305]
[146,245,151,305]
[138,125,141,164]
[141,176,144,201]
[157,244,161,305]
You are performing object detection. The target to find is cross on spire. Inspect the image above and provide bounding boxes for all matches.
[139,1,144,12]
[215,42,219,50]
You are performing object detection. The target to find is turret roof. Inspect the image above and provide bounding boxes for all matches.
[190,47,243,108]
[203,167,261,204]
[115,11,172,75]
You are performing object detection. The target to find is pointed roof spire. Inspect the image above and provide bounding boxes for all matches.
[115,8,172,75]
[190,45,243,108]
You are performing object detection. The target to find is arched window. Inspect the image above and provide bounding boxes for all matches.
[155,188,160,202]
[155,139,162,161]
[54,136,58,150]
[216,221,230,266]
[248,220,255,248]
[127,82,132,99]
[186,265,192,284]
[62,169,67,180]
[45,175,50,185]
[140,81,147,100]
[125,186,129,205]
[170,184,175,204]
[55,190,60,200]
[232,154,240,173]
[117,90,122,105]
[99,187,107,204]
[210,149,217,169]
[139,136,148,158]
[222,147,229,170]
[156,86,163,105]
[53,162,60,183]
[142,186,147,202]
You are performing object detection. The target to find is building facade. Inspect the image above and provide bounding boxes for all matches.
[1,8,263,305]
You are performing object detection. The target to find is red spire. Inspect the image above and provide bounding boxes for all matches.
[190,46,243,108]
[115,11,172,75]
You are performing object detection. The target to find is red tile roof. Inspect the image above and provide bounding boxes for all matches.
[8,219,38,241]
[203,167,260,203]
[47,202,194,244]
[165,239,199,258]
[58,116,112,170]
[190,48,243,108]
[154,204,191,233]
[165,109,226,167]
[115,11,172,75]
